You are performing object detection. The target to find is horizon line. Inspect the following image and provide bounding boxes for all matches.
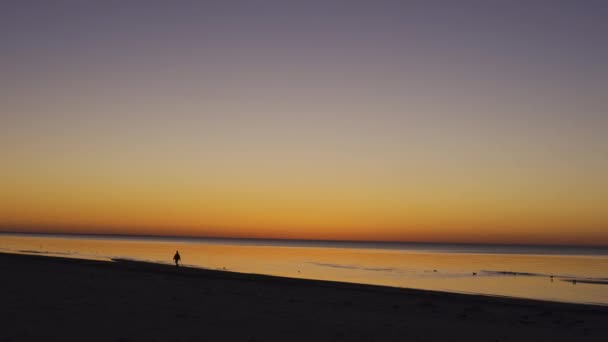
[2,230,607,249]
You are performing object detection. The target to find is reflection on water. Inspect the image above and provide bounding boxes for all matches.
[1,233,607,305]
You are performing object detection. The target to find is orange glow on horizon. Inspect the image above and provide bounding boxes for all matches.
[2,157,607,247]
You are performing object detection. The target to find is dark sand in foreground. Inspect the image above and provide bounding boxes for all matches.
[1,252,606,341]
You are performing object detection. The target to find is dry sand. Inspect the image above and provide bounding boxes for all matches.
[1,252,606,341]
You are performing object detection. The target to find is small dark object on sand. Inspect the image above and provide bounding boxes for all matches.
[473,272,477,276]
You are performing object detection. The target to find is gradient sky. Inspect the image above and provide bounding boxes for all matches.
[1,1,607,245]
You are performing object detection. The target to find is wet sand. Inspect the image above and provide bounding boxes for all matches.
[1,252,606,341]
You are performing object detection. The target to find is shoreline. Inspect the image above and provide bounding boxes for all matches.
[5,249,608,306]
[2,251,607,341]
[16,250,608,306]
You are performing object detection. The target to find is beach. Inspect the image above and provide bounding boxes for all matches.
[1,252,606,341]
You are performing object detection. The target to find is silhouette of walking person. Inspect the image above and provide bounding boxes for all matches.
[173,250,181,268]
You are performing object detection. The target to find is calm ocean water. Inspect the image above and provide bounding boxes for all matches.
[1,232,607,305]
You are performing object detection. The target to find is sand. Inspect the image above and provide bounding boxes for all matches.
[0,252,606,342]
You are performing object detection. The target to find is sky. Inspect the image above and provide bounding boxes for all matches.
[1,1,607,245]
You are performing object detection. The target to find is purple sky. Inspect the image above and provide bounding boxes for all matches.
[1,1,607,244]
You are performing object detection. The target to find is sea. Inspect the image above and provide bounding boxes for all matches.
[1,232,607,305]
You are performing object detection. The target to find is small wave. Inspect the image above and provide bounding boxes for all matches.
[307,262,395,272]
[481,270,543,277]
[307,262,359,270]
[483,270,608,286]
[18,250,71,256]
[363,267,394,272]
[560,278,608,285]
